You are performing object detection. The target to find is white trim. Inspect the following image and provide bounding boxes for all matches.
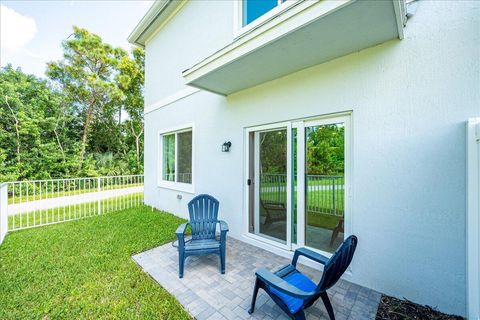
[158,123,195,194]
[128,0,185,47]
[253,131,260,233]
[467,117,480,320]
[144,1,188,46]
[145,87,200,114]
[392,0,406,40]
[293,120,306,247]
[286,122,293,250]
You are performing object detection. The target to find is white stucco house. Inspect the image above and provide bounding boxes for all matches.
[128,0,479,318]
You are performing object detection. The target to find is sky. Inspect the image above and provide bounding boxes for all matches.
[0,0,154,78]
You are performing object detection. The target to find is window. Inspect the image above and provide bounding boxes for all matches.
[160,127,193,189]
[242,0,287,26]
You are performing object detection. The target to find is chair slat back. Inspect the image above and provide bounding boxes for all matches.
[188,194,219,240]
[318,235,358,292]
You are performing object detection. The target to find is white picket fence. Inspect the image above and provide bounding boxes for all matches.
[0,175,144,244]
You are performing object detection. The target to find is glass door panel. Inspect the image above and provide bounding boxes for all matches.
[249,128,288,244]
[304,122,345,253]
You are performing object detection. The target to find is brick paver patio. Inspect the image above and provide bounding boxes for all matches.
[133,237,381,320]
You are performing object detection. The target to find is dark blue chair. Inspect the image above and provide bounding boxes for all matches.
[175,194,229,278]
[249,235,358,320]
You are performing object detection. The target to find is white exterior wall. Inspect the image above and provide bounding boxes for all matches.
[143,1,480,316]
[144,0,233,106]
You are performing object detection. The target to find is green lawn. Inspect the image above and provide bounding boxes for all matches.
[261,189,345,215]
[0,206,190,319]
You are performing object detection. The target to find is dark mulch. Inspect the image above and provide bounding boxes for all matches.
[376,295,464,320]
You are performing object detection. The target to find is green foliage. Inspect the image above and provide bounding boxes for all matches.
[0,26,145,182]
[0,65,80,181]
[306,124,344,175]
[0,206,190,319]
[259,129,287,174]
[258,124,344,176]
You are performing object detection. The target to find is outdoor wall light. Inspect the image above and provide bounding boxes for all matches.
[222,141,232,152]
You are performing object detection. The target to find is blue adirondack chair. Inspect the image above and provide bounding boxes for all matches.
[249,235,358,320]
[175,194,229,278]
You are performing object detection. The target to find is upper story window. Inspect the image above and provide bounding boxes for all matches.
[243,0,285,26]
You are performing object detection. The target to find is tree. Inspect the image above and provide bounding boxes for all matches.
[0,26,145,182]
[117,47,145,168]
[306,124,344,175]
[47,26,125,166]
[0,65,78,181]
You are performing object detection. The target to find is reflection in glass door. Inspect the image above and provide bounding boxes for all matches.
[304,122,345,253]
[248,127,290,244]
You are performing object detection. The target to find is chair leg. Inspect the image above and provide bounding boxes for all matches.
[321,292,335,320]
[220,246,226,274]
[330,219,344,246]
[248,278,260,314]
[330,227,339,247]
[293,310,306,320]
[178,251,185,279]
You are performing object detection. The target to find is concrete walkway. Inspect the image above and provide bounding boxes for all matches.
[8,186,143,215]
[133,237,380,320]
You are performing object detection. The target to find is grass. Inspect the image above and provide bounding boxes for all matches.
[0,205,191,319]
[261,188,345,215]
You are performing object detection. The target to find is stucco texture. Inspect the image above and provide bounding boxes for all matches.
[143,1,480,316]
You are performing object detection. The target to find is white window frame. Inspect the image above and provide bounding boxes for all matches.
[158,123,195,193]
[233,0,300,38]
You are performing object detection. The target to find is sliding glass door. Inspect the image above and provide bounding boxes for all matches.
[246,115,349,254]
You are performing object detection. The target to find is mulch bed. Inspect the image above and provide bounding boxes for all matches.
[376,295,464,320]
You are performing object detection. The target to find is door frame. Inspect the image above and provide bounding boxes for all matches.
[244,121,292,250]
[244,112,352,255]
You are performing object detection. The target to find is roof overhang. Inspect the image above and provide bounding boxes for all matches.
[183,0,406,96]
[128,0,184,47]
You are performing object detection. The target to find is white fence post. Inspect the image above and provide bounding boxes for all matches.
[0,183,8,244]
[467,118,480,320]
[97,177,101,214]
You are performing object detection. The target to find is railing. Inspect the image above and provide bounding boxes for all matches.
[306,175,344,216]
[260,174,287,204]
[260,173,344,216]
[0,175,144,238]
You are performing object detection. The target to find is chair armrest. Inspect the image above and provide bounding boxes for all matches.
[292,247,329,267]
[218,220,229,232]
[175,222,189,236]
[256,268,314,299]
